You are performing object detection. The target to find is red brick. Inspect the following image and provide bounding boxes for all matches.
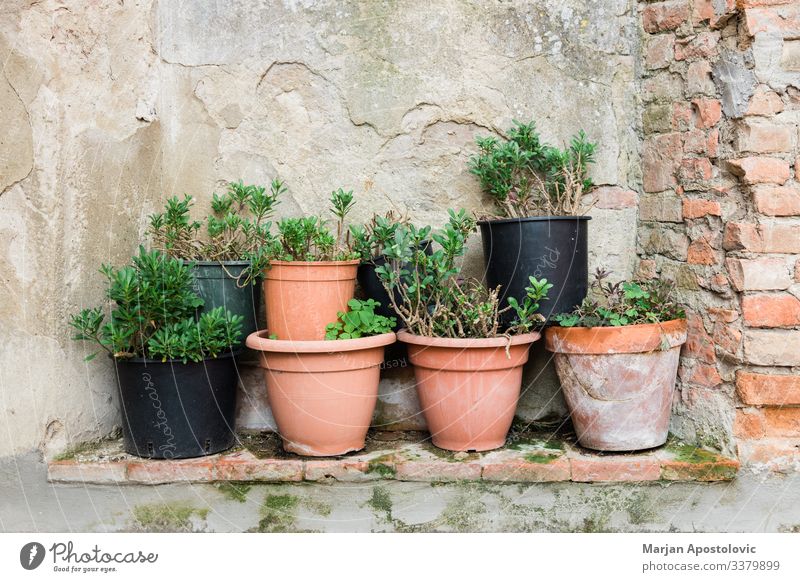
[675,33,719,60]
[687,61,715,96]
[737,439,800,469]
[723,222,800,253]
[746,87,785,116]
[214,450,303,482]
[395,459,482,482]
[708,307,740,323]
[764,408,800,438]
[739,0,796,7]
[687,239,717,265]
[683,130,707,155]
[48,461,127,484]
[753,185,800,216]
[727,257,794,291]
[734,408,766,439]
[593,186,638,209]
[692,0,714,25]
[684,314,716,363]
[672,101,694,130]
[679,157,713,185]
[683,198,721,218]
[745,4,800,38]
[707,128,719,158]
[303,459,372,482]
[693,98,722,128]
[727,157,791,185]
[636,258,658,279]
[570,456,660,482]
[737,121,794,153]
[743,293,800,328]
[713,321,742,355]
[127,458,216,484]
[481,457,570,482]
[646,34,676,69]
[679,361,723,387]
[743,329,800,366]
[643,133,683,192]
[643,1,691,33]
[796,259,800,282]
[737,371,800,405]
[658,449,739,481]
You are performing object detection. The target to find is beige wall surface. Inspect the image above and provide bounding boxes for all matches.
[0,0,641,458]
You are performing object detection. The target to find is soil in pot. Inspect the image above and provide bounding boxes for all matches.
[114,352,239,459]
[193,261,262,339]
[545,319,688,452]
[263,260,360,341]
[398,330,541,452]
[479,216,590,322]
[246,330,396,456]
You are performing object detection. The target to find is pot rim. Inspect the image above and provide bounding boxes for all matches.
[396,329,541,348]
[111,350,239,365]
[477,215,592,226]
[193,260,251,267]
[268,259,361,267]
[545,318,688,354]
[246,330,396,353]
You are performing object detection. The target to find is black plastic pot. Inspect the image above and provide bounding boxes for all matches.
[478,216,590,322]
[113,353,239,459]
[192,261,261,339]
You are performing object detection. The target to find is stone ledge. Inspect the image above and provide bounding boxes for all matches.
[47,431,739,485]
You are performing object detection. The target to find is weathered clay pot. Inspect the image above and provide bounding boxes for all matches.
[545,319,688,451]
[263,260,360,341]
[246,330,396,456]
[398,330,541,452]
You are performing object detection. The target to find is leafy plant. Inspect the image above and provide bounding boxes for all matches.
[148,179,284,283]
[375,209,551,338]
[469,120,597,218]
[324,298,396,340]
[552,268,685,328]
[350,210,410,262]
[69,247,243,362]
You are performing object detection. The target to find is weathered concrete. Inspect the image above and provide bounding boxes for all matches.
[2,452,798,533]
[1,0,642,457]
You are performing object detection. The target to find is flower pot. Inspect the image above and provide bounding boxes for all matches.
[545,319,688,452]
[246,330,396,456]
[478,216,590,322]
[263,260,360,340]
[114,353,239,459]
[397,330,541,452]
[193,261,262,339]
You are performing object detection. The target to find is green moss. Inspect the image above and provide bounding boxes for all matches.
[51,438,115,461]
[669,444,720,464]
[131,503,208,532]
[508,435,564,452]
[215,481,251,503]
[367,454,396,478]
[524,452,559,464]
[257,494,299,533]
[303,499,332,517]
[367,485,393,521]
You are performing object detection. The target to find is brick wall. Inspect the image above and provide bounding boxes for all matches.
[638,0,800,466]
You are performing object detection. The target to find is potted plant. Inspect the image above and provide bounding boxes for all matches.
[545,268,687,451]
[69,248,244,459]
[252,188,361,341]
[246,298,396,456]
[148,178,283,339]
[469,120,597,320]
[376,210,552,452]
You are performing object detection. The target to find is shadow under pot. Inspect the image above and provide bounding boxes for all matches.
[193,261,262,340]
[478,216,590,323]
[113,353,239,459]
[263,260,360,341]
[545,319,688,452]
[398,330,541,452]
[246,330,397,456]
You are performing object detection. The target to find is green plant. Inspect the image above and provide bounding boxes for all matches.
[553,268,685,328]
[148,179,284,282]
[69,247,243,361]
[469,120,597,218]
[324,298,396,340]
[375,209,551,338]
[350,210,410,262]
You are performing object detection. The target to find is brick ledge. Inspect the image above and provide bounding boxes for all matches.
[47,431,739,485]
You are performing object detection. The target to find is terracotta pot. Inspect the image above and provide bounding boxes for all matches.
[263,259,360,340]
[545,319,688,452]
[246,330,396,456]
[398,330,541,452]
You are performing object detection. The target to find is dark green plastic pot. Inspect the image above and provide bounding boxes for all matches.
[192,261,261,339]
